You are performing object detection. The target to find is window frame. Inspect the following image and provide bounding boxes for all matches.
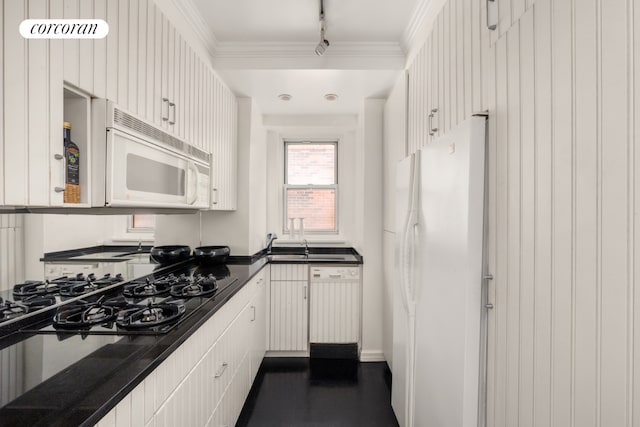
[283,140,339,235]
[127,214,156,234]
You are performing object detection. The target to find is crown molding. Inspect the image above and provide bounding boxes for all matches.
[400,0,431,54]
[213,41,404,58]
[171,0,218,59]
[211,41,405,70]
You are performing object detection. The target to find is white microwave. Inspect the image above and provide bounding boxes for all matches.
[91,99,210,209]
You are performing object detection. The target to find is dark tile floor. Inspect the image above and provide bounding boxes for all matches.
[236,357,400,427]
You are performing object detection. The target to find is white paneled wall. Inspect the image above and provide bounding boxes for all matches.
[0,214,24,291]
[0,343,23,408]
[397,0,640,425]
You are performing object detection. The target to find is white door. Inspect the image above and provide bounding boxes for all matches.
[413,116,486,427]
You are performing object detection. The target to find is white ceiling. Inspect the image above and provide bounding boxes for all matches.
[189,0,425,114]
[215,69,402,115]
[192,0,419,43]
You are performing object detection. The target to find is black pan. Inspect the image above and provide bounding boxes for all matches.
[150,245,191,265]
[193,246,230,265]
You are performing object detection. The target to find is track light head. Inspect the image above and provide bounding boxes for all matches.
[315,39,330,56]
[314,0,330,56]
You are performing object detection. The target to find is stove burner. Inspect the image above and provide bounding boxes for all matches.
[0,300,27,321]
[20,294,56,310]
[170,274,218,298]
[91,273,124,287]
[13,280,60,298]
[49,273,93,287]
[53,298,118,329]
[123,278,172,298]
[58,281,94,297]
[116,301,186,329]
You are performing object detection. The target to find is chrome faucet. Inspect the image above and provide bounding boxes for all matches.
[266,233,278,254]
[301,239,309,256]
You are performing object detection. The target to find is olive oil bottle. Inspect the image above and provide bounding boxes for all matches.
[63,122,80,203]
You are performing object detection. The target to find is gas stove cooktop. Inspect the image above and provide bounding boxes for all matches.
[0,273,125,327]
[7,265,237,336]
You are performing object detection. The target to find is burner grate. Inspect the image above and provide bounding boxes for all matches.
[53,298,119,329]
[116,301,186,329]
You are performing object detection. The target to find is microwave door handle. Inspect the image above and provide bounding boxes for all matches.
[187,161,199,205]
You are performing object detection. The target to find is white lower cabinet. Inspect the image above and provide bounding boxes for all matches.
[249,272,267,381]
[95,268,268,427]
[268,264,309,352]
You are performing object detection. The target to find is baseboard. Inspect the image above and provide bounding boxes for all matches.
[265,349,386,361]
[359,350,386,362]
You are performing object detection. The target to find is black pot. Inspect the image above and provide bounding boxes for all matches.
[150,245,191,265]
[193,246,230,265]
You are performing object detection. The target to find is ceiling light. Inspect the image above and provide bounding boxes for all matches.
[324,94,338,101]
[315,38,329,56]
[278,94,292,101]
[315,0,330,56]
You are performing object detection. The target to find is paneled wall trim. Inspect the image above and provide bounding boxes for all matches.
[400,0,639,426]
[0,215,24,292]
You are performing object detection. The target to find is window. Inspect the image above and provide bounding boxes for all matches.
[284,141,338,234]
[128,214,156,233]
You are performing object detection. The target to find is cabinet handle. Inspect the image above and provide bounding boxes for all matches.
[212,188,218,205]
[303,285,307,300]
[162,97,170,121]
[251,305,256,322]
[487,0,498,30]
[54,154,65,194]
[169,101,176,125]
[428,108,438,136]
[214,362,228,378]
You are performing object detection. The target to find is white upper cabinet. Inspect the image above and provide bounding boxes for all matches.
[0,0,238,208]
[209,79,238,211]
[1,0,67,207]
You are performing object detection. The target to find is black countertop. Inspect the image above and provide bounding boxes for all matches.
[0,246,361,426]
[40,244,154,263]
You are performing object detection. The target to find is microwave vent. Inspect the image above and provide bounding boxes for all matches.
[113,108,210,163]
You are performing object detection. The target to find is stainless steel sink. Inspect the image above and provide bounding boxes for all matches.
[115,251,151,257]
[269,254,308,261]
[269,253,353,262]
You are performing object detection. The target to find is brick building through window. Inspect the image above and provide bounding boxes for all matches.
[284,141,337,234]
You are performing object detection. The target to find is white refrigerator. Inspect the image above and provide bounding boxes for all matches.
[392,115,488,427]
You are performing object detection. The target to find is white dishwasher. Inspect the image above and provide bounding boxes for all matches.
[309,265,361,346]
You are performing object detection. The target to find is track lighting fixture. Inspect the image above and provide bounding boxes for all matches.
[315,0,330,56]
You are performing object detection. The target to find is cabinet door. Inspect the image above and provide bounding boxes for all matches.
[250,272,267,381]
[176,36,187,140]
[105,0,119,102]
[159,13,171,130]
[0,0,4,205]
[28,0,55,207]
[269,280,308,351]
[93,0,107,99]
[210,81,238,211]
[3,0,28,205]
[143,0,156,124]
[152,4,164,128]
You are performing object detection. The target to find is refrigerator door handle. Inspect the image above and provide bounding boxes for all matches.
[399,211,411,312]
[404,151,420,308]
